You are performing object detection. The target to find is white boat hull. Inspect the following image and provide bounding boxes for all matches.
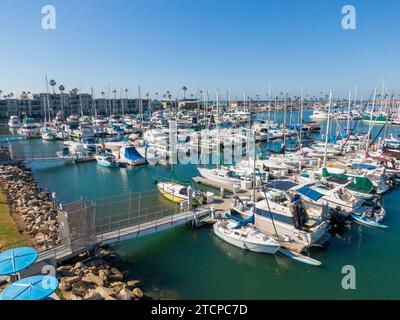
[213,223,280,254]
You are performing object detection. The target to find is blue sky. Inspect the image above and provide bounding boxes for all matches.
[0,0,399,99]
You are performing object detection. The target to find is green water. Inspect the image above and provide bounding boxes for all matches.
[1,112,400,299]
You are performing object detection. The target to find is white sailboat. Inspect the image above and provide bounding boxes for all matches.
[213,218,281,254]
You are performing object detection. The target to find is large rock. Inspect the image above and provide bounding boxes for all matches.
[132,288,144,299]
[127,280,141,289]
[81,273,104,287]
[84,289,103,300]
[108,268,124,282]
[118,288,133,301]
[57,266,75,277]
[94,286,117,300]
[64,276,81,286]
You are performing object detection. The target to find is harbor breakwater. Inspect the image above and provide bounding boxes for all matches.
[0,146,147,300]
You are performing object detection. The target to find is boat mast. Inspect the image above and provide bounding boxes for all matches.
[44,74,49,123]
[268,82,271,125]
[91,88,97,116]
[138,85,143,131]
[216,90,220,169]
[323,90,333,168]
[346,89,352,135]
[366,89,377,157]
[299,87,304,152]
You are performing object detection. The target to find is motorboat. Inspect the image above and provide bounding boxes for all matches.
[231,190,330,253]
[197,167,242,187]
[95,153,120,168]
[8,116,20,128]
[17,118,41,138]
[41,126,57,141]
[116,145,146,166]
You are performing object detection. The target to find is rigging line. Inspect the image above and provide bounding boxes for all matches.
[256,168,281,243]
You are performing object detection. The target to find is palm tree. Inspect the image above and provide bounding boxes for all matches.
[182,86,188,100]
[59,85,65,115]
[49,79,56,94]
[155,92,159,100]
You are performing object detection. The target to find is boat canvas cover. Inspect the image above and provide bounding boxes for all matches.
[266,180,298,191]
[295,186,324,202]
[351,163,377,171]
[322,168,374,192]
[124,147,144,161]
[225,213,255,225]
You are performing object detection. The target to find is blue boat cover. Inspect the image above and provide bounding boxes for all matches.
[351,163,377,170]
[0,275,59,300]
[296,186,324,201]
[0,247,38,275]
[225,213,254,225]
[124,147,144,161]
[266,180,298,191]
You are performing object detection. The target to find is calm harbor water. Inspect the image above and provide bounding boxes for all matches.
[1,112,400,299]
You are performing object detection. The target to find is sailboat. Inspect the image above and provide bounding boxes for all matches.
[213,214,281,254]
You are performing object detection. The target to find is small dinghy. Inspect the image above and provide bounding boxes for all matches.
[277,248,322,266]
[352,214,388,229]
[95,154,120,168]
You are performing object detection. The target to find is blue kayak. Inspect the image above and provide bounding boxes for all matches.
[352,214,388,229]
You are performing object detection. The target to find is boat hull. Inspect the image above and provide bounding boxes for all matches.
[157,185,187,203]
[213,224,280,254]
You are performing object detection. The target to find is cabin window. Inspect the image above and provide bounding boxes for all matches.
[255,208,294,225]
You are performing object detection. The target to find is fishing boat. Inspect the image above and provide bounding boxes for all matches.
[213,218,281,254]
[352,214,388,229]
[95,154,120,168]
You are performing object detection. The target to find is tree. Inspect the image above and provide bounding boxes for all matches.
[0,90,3,99]
[182,86,188,100]
[70,88,79,96]
[59,85,65,115]
[49,79,56,94]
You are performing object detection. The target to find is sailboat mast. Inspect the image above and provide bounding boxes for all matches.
[138,85,143,131]
[323,90,333,168]
[216,90,220,169]
[299,87,304,151]
[44,74,49,123]
[268,83,271,124]
[366,89,377,156]
[346,89,352,135]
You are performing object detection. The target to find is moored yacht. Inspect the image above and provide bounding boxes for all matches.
[8,116,21,128]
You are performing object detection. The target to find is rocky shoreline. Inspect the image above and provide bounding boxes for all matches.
[0,147,147,300]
